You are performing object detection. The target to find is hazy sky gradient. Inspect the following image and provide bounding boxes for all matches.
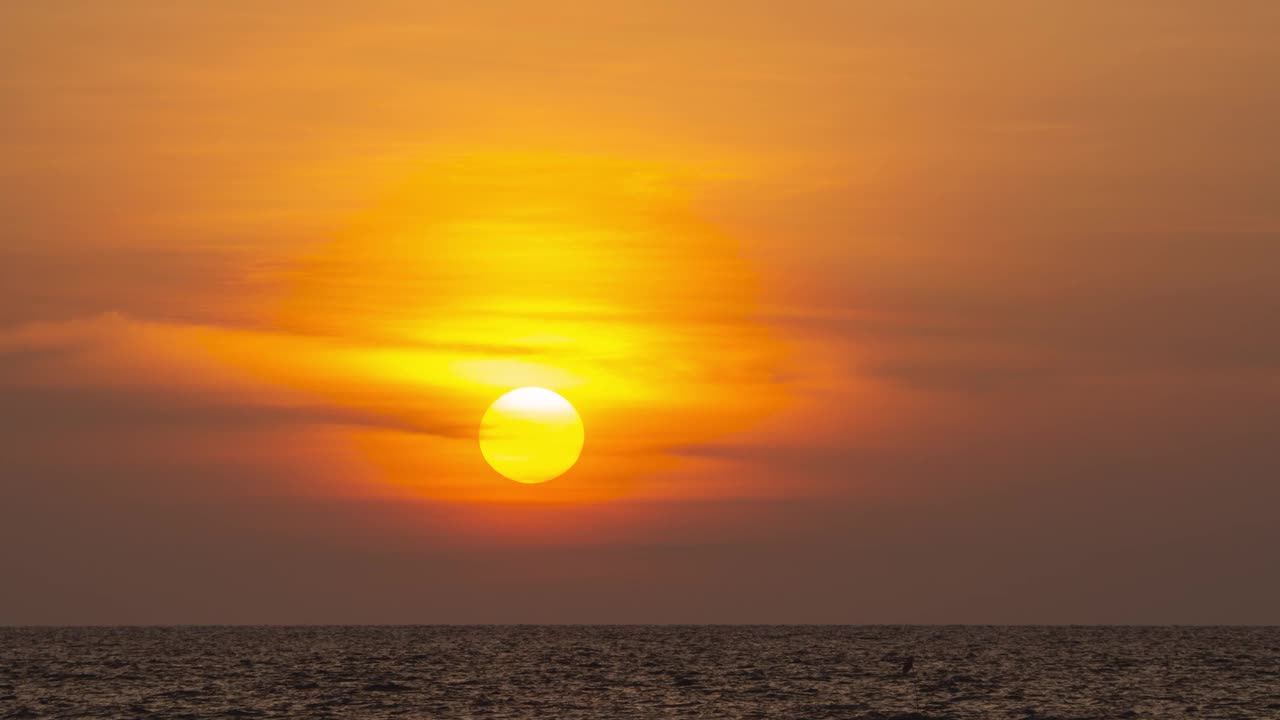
[2,1,1279,624]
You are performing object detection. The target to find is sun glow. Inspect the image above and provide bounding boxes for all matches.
[479,387,584,484]
[202,150,788,502]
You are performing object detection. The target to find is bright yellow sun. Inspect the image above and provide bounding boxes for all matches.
[479,387,585,484]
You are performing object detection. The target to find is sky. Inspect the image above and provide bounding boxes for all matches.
[2,1,1279,624]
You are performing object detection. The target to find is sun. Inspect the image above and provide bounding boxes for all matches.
[479,387,585,484]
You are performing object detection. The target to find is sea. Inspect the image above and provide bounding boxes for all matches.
[1,626,1277,719]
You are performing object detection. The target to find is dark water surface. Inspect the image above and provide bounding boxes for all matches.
[2,626,1277,719]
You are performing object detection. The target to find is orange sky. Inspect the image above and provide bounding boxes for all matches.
[2,1,1279,624]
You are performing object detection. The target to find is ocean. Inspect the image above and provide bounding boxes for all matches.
[2,626,1277,719]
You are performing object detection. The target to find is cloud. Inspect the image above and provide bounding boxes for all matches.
[0,313,471,440]
[0,385,469,438]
